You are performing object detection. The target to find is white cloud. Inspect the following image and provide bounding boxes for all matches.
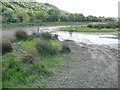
[36,0,119,17]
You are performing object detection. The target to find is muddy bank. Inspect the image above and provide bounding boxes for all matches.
[46,41,118,88]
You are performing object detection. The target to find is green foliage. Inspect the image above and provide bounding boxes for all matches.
[2,36,62,88]
[36,39,57,56]
[63,26,118,32]
[34,11,48,22]
[15,11,29,22]
[1,1,117,28]
[86,15,99,22]
[15,30,28,40]
[60,14,69,21]
[48,9,60,22]
[2,8,14,22]
[87,22,118,29]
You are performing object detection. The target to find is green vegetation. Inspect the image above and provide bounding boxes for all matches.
[36,39,57,56]
[2,32,64,88]
[1,1,117,29]
[62,26,118,32]
[2,21,88,29]
[87,22,118,29]
[1,1,118,89]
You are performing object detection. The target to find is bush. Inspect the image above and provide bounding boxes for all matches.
[2,40,13,54]
[41,32,51,40]
[87,24,94,28]
[15,30,28,40]
[36,39,57,55]
[87,23,118,29]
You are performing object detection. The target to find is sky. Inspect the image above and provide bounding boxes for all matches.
[36,0,119,17]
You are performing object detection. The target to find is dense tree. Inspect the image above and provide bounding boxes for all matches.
[48,9,60,22]
[2,8,14,22]
[15,11,29,22]
[34,11,48,22]
[1,1,117,24]
[74,13,85,22]
[68,14,75,21]
[104,17,116,22]
[60,14,69,21]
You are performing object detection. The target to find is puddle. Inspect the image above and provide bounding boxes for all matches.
[52,31,118,50]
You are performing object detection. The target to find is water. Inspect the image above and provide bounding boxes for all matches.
[52,31,118,50]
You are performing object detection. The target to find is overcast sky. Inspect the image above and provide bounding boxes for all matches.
[36,0,119,17]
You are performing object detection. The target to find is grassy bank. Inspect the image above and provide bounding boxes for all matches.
[62,27,119,32]
[2,22,88,29]
[2,33,63,88]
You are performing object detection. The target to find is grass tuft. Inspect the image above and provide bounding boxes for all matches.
[36,39,57,56]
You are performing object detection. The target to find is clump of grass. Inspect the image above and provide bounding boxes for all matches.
[30,64,52,76]
[15,30,28,40]
[36,39,57,56]
[2,40,13,55]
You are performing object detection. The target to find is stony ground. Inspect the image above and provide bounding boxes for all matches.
[46,41,118,88]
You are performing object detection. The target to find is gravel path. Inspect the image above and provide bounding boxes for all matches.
[46,41,118,88]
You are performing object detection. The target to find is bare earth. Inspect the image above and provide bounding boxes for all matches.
[46,41,118,88]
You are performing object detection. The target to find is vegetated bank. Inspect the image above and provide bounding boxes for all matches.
[2,30,70,88]
[2,22,88,29]
[62,22,119,32]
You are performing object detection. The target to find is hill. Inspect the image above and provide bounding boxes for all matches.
[1,1,117,26]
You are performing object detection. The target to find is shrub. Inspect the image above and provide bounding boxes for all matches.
[41,32,51,40]
[36,39,57,55]
[60,44,71,53]
[87,23,118,29]
[87,24,94,28]
[2,40,13,54]
[15,30,28,40]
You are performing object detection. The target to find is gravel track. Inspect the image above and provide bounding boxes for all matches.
[46,41,118,88]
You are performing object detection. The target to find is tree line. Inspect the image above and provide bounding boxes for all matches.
[1,1,117,24]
